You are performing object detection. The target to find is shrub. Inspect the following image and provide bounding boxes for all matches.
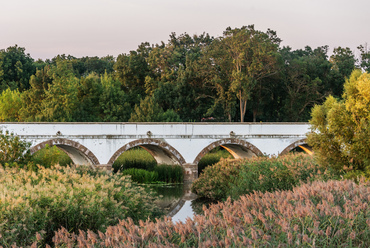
[0,164,161,247]
[192,158,242,200]
[198,148,232,175]
[27,179,370,247]
[0,130,31,166]
[192,153,341,201]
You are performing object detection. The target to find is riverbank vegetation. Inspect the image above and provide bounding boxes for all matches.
[192,153,342,201]
[0,164,161,247]
[2,147,370,246]
[0,26,367,123]
[19,178,370,247]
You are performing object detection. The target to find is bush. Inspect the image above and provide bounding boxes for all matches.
[0,130,31,166]
[198,148,232,175]
[0,164,161,247]
[192,158,242,200]
[28,179,370,247]
[192,153,341,201]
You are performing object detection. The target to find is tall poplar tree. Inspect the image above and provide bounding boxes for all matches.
[215,25,280,122]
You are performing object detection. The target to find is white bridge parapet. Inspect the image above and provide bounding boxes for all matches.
[0,122,311,181]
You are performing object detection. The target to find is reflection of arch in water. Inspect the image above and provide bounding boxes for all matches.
[30,139,100,166]
[165,183,197,219]
[280,139,313,155]
[108,139,186,166]
[193,138,263,165]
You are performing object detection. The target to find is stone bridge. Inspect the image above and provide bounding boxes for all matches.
[0,122,311,182]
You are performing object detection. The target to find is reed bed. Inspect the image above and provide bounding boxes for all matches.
[113,148,156,172]
[22,178,370,247]
[0,165,160,247]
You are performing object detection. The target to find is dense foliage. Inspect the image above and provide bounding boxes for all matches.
[0,26,366,122]
[192,154,341,201]
[20,179,370,247]
[0,130,31,165]
[113,148,184,183]
[308,70,370,178]
[0,165,160,246]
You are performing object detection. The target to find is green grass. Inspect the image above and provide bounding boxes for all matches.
[114,147,184,184]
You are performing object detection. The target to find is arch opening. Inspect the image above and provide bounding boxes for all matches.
[194,138,263,165]
[30,139,100,167]
[280,139,313,156]
[108,139,186,168]
[194,138,263,175]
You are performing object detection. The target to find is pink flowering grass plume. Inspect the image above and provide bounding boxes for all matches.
[24,178,370,247]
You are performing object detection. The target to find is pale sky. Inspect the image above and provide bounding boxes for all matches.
[1,0,369,60]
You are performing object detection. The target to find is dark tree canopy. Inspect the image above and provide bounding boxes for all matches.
[0,27,364,123]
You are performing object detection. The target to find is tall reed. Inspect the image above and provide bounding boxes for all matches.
[0,164,160,247]
[27,179,370,247]
[113,147,156,172]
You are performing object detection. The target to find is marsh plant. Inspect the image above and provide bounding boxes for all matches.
[192,153,342,201]
[0,164,161,246]
[22,179,370,247]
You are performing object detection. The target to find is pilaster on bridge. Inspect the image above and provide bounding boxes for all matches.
[0,122,312,182]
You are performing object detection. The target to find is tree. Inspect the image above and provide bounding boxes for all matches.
[0,45,35,91]
[358,43,370,72]
[19,66,52,121]
[279,46,330,121]
[129,96,181,122]
[98,73,132,122]
[38,60,80,122]
[0,88,22,121]
[214,25,281,122]
[307,70,370,177]
[328,47,357,97]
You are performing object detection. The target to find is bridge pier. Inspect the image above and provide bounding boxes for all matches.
[95,164,113,171]
[183,163,198,183]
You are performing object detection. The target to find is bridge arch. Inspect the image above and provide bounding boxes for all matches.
[280,139,313,155]
[193,138,263,165]
[108,138,186,166]
[30,138,100,166]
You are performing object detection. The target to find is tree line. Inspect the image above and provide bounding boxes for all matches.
[1,25,368,122]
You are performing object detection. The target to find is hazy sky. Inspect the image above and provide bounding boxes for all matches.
[1,0,369,60]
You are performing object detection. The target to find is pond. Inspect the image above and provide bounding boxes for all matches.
[147,183,211,223]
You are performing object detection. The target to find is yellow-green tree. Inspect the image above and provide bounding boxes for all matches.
[307,70,370,177]
[0,88,22,122]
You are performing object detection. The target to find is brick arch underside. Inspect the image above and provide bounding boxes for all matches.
[30,139,100,166]
[279,139,312,156]
[193,138,264,165]
[108,138,186,166]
